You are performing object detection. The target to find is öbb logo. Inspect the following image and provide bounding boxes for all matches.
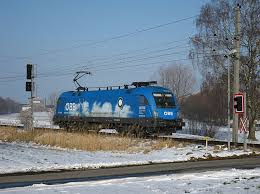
[164,111,173,116]
[65,103,77,111]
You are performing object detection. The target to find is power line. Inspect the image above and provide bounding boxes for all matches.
[40,45,191,76]
[0,38,191,77]
[0,41,191,78]
[1,48,246,83]
[0,34,222,78]
[38,35,229,75]
[0,52,238,83]
[0,15,197,62]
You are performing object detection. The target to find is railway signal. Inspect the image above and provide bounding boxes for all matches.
[26,64,34,92]
[234,93,244,114]
[26,81,32,91]
[26,64,33,79]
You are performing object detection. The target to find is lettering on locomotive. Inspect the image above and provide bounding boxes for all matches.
[164,111,173,116]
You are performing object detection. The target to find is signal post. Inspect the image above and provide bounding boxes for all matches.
[26,64,35,131]
[232,4,241,143]
[233,92,248,151]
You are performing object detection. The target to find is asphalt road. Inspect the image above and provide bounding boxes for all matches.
[0,156,260,189]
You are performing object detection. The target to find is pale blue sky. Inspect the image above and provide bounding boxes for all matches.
[0,0,210,103]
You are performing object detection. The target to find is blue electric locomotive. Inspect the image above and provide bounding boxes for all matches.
[53,81,184,135]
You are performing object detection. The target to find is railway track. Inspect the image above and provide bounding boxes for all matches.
[1,123,260,149]
[157,135,260,149]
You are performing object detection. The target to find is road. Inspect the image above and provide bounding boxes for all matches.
[0,156,259,189]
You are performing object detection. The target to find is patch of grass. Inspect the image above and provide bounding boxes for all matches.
[151,138,186,150]
[35,132,137,151]
[0,127,135,151]
[251,147,260,152]
[0,127,41,143]
[0,127,187,152]
[213,145,226,152]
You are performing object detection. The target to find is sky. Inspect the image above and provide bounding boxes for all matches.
[0,0,210,103]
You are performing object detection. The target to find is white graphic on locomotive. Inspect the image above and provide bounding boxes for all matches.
[65,101,132,118]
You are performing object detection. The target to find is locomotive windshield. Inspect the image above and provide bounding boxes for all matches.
[153,93,175,108]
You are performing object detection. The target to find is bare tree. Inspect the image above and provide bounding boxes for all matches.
[190,0,260,140]
[183,73,227,125]
[157,64,196,101]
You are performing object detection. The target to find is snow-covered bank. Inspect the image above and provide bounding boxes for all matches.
[1,168,260,194]
[0,113,259,175]
[0,141,258,174]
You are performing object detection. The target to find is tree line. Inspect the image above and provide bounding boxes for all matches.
[0,97,21,114]
[157,0,260,140]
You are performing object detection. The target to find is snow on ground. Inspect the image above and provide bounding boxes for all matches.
[0,113,259,175]
[173,128,260,144]
[0,115,259,193]
[0,140,257,174]
[178,119,260,144]
[214,127,260,144]
[170,133,215,141]
[1,168,260,194]
[0,113,21,127]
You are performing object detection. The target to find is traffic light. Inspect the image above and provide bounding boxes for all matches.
[26,81,32,91]
[234,93,244,113]
[27,64,33,79]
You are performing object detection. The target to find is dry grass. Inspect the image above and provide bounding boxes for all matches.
[0,126,39,142]
[151,138,187,150]
[0,127,135,151]
[0,126,184,152]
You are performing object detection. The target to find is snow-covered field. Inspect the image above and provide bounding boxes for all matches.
[0,114,259,193]
[0,140,257,174]
[0,113,259,175]
[1,168,260,194]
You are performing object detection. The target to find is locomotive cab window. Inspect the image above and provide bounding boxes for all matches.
[153,93,175,108]
[139,95,149,106]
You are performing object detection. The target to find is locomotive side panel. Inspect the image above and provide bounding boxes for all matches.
[55,89,142,119]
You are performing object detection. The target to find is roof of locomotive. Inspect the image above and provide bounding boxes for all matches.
[59,86,173,98]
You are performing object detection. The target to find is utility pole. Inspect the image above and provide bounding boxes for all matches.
[243,92,247,151]
[232,4,241,143]
[227,58,231,150]
[31,65,34,131]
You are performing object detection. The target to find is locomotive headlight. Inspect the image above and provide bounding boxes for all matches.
[153,111,158,118]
